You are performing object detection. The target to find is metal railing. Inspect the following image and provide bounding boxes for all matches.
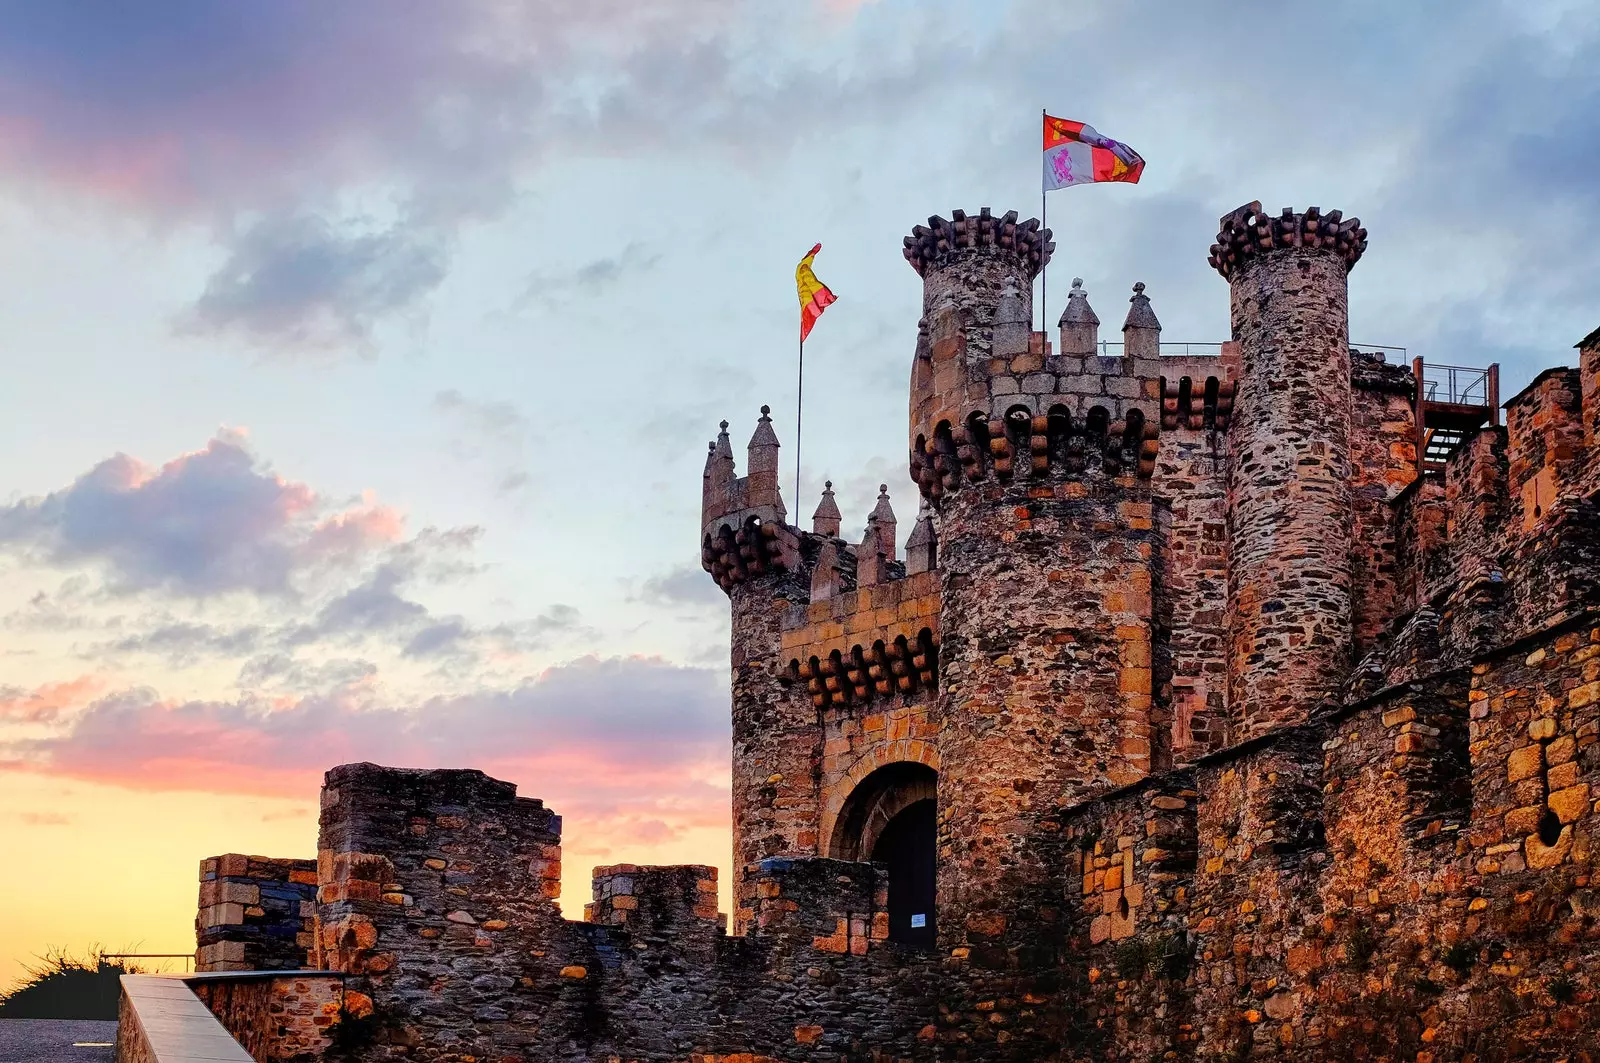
[1418,362,1493,407]
[102,952,194,973]
[1089,340,1406,360]
[1094,341,1225,358]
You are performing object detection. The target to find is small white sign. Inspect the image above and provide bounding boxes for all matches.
[910,913,926,928]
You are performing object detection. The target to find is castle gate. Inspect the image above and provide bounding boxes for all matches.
[827,761,937,949]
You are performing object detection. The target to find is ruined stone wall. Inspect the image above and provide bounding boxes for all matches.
[1059,779,1197,1062]
[308,762,950,1062]
[197,854,318,972]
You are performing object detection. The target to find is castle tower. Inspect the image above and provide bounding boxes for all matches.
[905,210,1161,971]
[1210,203,1368,739]
[700,411,808,930]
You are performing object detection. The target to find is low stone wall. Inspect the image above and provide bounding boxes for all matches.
[116,972,344,1063]
[116,975,253,1063]
[188,972,345,1063]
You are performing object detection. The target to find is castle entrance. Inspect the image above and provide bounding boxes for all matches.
[828,761,937,949]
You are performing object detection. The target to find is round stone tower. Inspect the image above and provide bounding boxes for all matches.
[1210,202,1368,741]
[905,209,1162,1003]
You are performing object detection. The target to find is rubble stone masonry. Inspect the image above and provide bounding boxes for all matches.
[183,196,1600,1062]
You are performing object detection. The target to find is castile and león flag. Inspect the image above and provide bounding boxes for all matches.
[1039,112,1144,331]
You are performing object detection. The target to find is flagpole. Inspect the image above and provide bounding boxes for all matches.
[795,333,804,509]
[1040,107,1047,335]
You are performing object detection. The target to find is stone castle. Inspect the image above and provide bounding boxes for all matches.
[129,199,1600,1063]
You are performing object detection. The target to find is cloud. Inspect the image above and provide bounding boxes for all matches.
[236,655,377,692]
[0,432,405,598]
[0,655,729,849]
[633,563,726,609]
[0,0,863,348]
[0,676,105,724]
[433,391,535,496]
[517,241,664,312]
[99,621,267,667]
[9,811,74,828]
[184,214,448,350]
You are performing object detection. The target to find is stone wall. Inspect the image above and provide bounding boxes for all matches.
[197,854,318,972]
[189,973,346,1063]
[1057,612,1599,1062]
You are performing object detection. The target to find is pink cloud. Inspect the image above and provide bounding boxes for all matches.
[0,675,106,724]
[0,433,430,598]
[0,656,729,853]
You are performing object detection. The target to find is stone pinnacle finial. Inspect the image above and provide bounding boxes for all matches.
[749,406,779,449]
[870,484,896,524]
[1124,282,1161,330]
[1123,281,1161,358]
[812,480,842,537]
[1059,278,1099,328]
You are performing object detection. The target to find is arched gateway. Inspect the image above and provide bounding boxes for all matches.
[827,761,937,949]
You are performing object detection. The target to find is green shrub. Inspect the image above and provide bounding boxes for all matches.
[0,947,145,1020]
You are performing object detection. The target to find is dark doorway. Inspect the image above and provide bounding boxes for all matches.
[870,798,936,949]
[828,761,939,951]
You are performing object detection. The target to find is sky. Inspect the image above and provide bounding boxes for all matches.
[1,0,1597,988]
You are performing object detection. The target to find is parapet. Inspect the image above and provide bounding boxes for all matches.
[587,864,722,939]
[1208,202,1367,279]
[195,854,317,972]
[903,208,1052,279]
[747,856,888,955]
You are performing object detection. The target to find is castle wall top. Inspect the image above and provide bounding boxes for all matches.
[1208,202,1368,279]
[903,208,1053,280]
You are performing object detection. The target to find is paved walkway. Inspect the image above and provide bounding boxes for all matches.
[0,1019,117,1063]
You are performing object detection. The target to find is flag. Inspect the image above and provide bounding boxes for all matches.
[796,243,837,342]
[1043,115,1144,191]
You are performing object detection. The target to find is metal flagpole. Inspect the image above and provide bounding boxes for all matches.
[795,334,804,507]
[1040,107,1048,334]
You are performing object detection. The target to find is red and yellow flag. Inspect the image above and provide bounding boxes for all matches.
[1043,115,1144,191]
[796,242,837,342]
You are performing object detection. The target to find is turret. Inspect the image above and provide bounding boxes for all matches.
[700,409,798,596]
[1211,202,1367,740]
[697,408,812,928]
[901,209,1160,1023]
